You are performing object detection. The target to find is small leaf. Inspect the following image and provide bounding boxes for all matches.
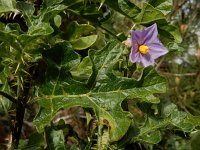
[0,26,22,52]
[46,128,66,150]
[65,21,96,40]
[28,23,54,36]
[140,130,161,144]
[70,56,92,80]
[27,133,46,149]
[54,15,62,28]
[70,35,98,50]
[161,102,176,117]
[41,4,67,22]
[167,42,184,52]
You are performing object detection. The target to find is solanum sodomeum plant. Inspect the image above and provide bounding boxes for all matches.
[0,0,199,149]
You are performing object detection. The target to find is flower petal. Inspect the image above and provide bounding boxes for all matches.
[144,23,158,44]
[129,48,140,63]
[148,41,168,59]
[131,30,145,45]
[139,54,155,67]
[130,23,168,68]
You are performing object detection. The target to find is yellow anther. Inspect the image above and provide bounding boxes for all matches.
[139,45,149,54]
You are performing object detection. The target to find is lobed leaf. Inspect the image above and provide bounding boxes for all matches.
[33,41,167,142]
[131,102,200,144]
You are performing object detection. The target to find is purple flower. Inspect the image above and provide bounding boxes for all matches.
[129,23,168,67]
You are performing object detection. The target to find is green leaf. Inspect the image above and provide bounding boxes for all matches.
[131,102,200,144]
[0,96,11,113]
[191,131,200,150]
[87,41,124,83]
[46,128,66,150]
[148,0,173,15]
[17,0,66,35]
[17,2,52,36]
[34,83,164,143]
[159,24,182,43]
[0,25,22,52]
[169,106,200,132]
[140,130,161,144]
[161,102,176,117]
[43,0,63,8]
[33,41,167,142]
[64,0,84,7]
[26,133,46,149]
[132,112,170,144]
[70,56,92,80]
[54,15,62,28]
[16,2,35,27]
[118,0,140,18]
[135,3,165,24]
[0,0,19,14]
[70,35,98,50]
[41,42,81,81]
[34,91,132,142]
[167,42,184,52]
[90,48,166,102]
[0,67,13,113]
[172,113,200,132]
[105,0,140,19]
[65,21,96,40]
[132,2,181,43]
[40,4,67,22]
[28,23,54,36]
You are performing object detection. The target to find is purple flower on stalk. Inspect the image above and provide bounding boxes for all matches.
[129,23,168,67]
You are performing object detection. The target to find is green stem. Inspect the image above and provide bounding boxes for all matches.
[99,25,123,42]
[65,9,123,42]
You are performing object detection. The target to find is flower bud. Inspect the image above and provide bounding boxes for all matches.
[196,49,200,60]
[175,77,180,86]
[123,38,132,48]
[190,91,195,98]
[180,24,188,33]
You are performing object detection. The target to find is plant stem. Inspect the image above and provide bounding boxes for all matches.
[13,101,25,147]
[99,25,123,42]
[0,91,17,104]
[13,75,32,148]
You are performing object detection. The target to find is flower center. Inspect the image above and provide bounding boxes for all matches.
[139,45,149,54]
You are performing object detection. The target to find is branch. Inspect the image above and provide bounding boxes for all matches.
[159,72,197,77]
[0,91,17,104]
[99,25,123,42]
